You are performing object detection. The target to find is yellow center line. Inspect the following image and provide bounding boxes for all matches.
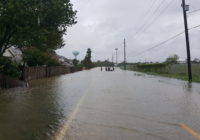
[179,123,200,140]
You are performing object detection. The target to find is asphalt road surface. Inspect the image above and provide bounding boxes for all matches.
[0,68,200,140]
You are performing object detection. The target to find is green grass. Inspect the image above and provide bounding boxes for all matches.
[123,64,200,83]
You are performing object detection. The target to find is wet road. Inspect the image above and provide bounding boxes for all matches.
[0,68,200,140]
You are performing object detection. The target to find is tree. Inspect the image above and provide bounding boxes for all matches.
[193,58,200,63]
[0,0,77,56]
[165,54,179,64]
[82,48,93,69]
[0,57,19,77]
[73,59,79,66]
[93,60,114,67]
[23,48,60,66]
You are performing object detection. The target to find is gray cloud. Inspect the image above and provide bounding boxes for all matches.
[56,0,200,62]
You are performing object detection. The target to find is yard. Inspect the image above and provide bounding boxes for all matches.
[126,64,200,82]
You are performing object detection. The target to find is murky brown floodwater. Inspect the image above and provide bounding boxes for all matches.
[0,70,92,140]
[0,68,200,140]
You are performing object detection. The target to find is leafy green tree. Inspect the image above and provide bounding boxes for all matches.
[93,60,114,67]
[73,59,79,66]
[23,48,60,66]
[165,54,179,64]
[82,48,93,69]
[0,0,77,56]
[0,57,19,77]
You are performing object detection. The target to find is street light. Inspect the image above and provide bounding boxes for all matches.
[115,48,118,66]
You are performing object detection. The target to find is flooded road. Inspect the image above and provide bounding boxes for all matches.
[0,68,200,140]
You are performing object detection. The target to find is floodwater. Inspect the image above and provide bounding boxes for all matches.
[0,68,200,140]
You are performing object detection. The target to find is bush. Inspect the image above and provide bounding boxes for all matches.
[165,54,179,64]
[23,48,60,66]
[136,63,167,72]
[0,57,19,78]
[47,58,61,66]
[73,59,79,66]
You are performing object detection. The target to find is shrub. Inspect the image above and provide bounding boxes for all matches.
[136,63,167,72]
[0,57,19,78]
[23,48,60,66]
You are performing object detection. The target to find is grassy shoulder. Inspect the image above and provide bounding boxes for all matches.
[122,65,200,83]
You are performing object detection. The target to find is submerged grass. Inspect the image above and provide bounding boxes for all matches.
[124,64,200,83]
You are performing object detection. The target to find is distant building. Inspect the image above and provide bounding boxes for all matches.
[3,48,74,67]
[3,46,23,64]
[192,58,200,63]
[177,58,187,64]
[49,51,73,67]
[58,56,74,67]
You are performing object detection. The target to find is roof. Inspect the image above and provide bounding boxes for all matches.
[3,46,23,64]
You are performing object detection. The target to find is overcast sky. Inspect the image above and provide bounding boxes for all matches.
[56,0,200,63]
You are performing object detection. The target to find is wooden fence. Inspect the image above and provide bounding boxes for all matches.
[24,66,71,81]
[0,66,82,88]
[0,74,26,88]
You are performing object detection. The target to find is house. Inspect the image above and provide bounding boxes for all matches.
[58,56,74,67]
[192,58,200,63]
[3,48,74,67]
[177,58,187,64]
[3,46,23,65]
[49,51,74,67]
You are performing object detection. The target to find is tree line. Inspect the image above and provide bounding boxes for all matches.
[0,0,76,77]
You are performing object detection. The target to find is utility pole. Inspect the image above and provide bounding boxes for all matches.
[112,53,113,63]
[112,53,114,66]
[182,0,192,82]
[124,39,126,70]
[115,48,118,66]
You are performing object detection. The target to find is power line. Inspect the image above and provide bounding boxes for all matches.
[135,0,158,27]
[132,24,200,58]
[133,0,165,38]
[134,0,166,37]
[188,8,200,14]
[189,24,200,30]
[133,32,184,57]
[133,3,200,37]
[135,0,176,38]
